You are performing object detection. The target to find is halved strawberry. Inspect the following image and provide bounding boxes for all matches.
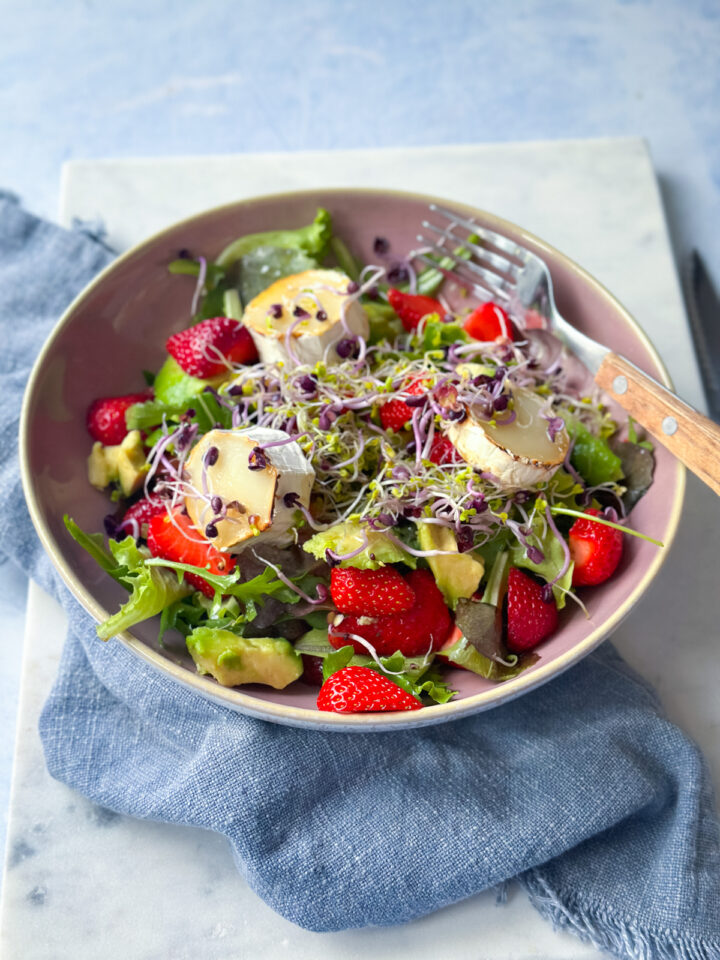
[379,398,413,432]
[146,510,235,598]
[86,391,152,446]
[569,509,624,586]
[387,288,444,332]
[463,301,514,342]
[506,567,558,653]
[330,566,415,616]
[166,316,258,378]
[119,497,168,539]
[317,665,421,713]
[329,569,452,657]
[428,434,461,465]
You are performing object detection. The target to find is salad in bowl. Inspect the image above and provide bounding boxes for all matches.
[65,204,661,717]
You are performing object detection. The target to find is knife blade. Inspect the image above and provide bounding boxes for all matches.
[685,250,720,423]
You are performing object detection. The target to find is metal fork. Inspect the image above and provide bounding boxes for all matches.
[416,203,720,497]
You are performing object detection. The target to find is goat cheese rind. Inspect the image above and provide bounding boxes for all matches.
[184,428,315,551]
[447,387,570,492]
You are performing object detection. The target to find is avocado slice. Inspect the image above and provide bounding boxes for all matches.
[186,628,303,689]
[87,429,148,497]
[417,523,484,608]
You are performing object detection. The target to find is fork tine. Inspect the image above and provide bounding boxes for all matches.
[415,253,494,302]
[428,203,530,264]
[420,220,521,280]
[416,234,513,301]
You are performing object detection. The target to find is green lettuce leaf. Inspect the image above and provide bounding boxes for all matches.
[238,246,318,303]
[215,208,332,268]
[97,562,192,641]
[303,520,416,570]
[152,356,215,408]
[64,515,122,577]
[422,318,470,352]
[567,419,624,486]
[510,512,573,608]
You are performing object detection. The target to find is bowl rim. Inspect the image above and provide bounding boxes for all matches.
[19,186,686,730]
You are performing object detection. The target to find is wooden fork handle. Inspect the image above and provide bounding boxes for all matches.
[595,352,720,495]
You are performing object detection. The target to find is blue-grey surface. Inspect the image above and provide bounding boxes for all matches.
[2,0,720,942]
[1,191,720,957]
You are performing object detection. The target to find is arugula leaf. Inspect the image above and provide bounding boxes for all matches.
[64,515,121,577]
[144,559,300,616]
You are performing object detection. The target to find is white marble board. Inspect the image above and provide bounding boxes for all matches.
[2,139,719,959]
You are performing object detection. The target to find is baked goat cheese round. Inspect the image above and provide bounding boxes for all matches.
[447,387,570,491]
[242,268,369,366]
[183,428,315,551]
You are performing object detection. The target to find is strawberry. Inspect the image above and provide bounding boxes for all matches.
[329,569,452,657]
[428,434,461,465]
[463,301,514,342]
[330,566,415,615]
[166,316,258,378]
[379,398,413,432]
[317,665,421,713]
[146,510,235,598]
[387,288,444,332]
[506,567,558,653]
[119,497,168,539]
[569,508,624,586]
[86,391,151,446]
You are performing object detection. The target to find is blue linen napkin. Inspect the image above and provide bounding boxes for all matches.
[2,192,719,959]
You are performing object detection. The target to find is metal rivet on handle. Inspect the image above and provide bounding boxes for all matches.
[612,375,628,395]
[662,416,678,436]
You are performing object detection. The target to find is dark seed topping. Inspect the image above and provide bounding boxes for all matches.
[283,491,300,508]
[298,374,317,394]
[346,281,360,294]
[205,522,219,538]
[204,445,219,467]
[228,385,244,396]
[366,285,379,301]
[293,305,310,318]
[210,495,223,514]
[316,309,328,322]
[269,303,283,319]
[387,263,409,284]
[493,395,509,412]
[541,584,554,604]
[248,446,268,471]
[184,407,196,418]
[456,525,474,552]
[325,548,340,568]
[336,337,359,359]
[177,248,191,259]
[373,236,389,254]
[445,407,467,422]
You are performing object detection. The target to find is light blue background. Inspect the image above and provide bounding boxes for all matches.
[1,0,719,875]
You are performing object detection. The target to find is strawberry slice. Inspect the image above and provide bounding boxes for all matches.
[387,288,444,332]
[86,391,152,446]
[379,398,413,432]
[506,567,558,653]
[317,665,422,713]
[119,497,168,539]
[146,510,235,598]
[428,434,461,465]
[569,508,624,586]
[330,566,415,616]
[463,301,514,342]
[166,316,258,378]
[329,569,452,657]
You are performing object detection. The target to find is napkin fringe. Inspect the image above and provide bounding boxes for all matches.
[522,871,719,960]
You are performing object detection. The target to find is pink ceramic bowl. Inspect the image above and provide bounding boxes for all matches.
[20,189,684,730]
